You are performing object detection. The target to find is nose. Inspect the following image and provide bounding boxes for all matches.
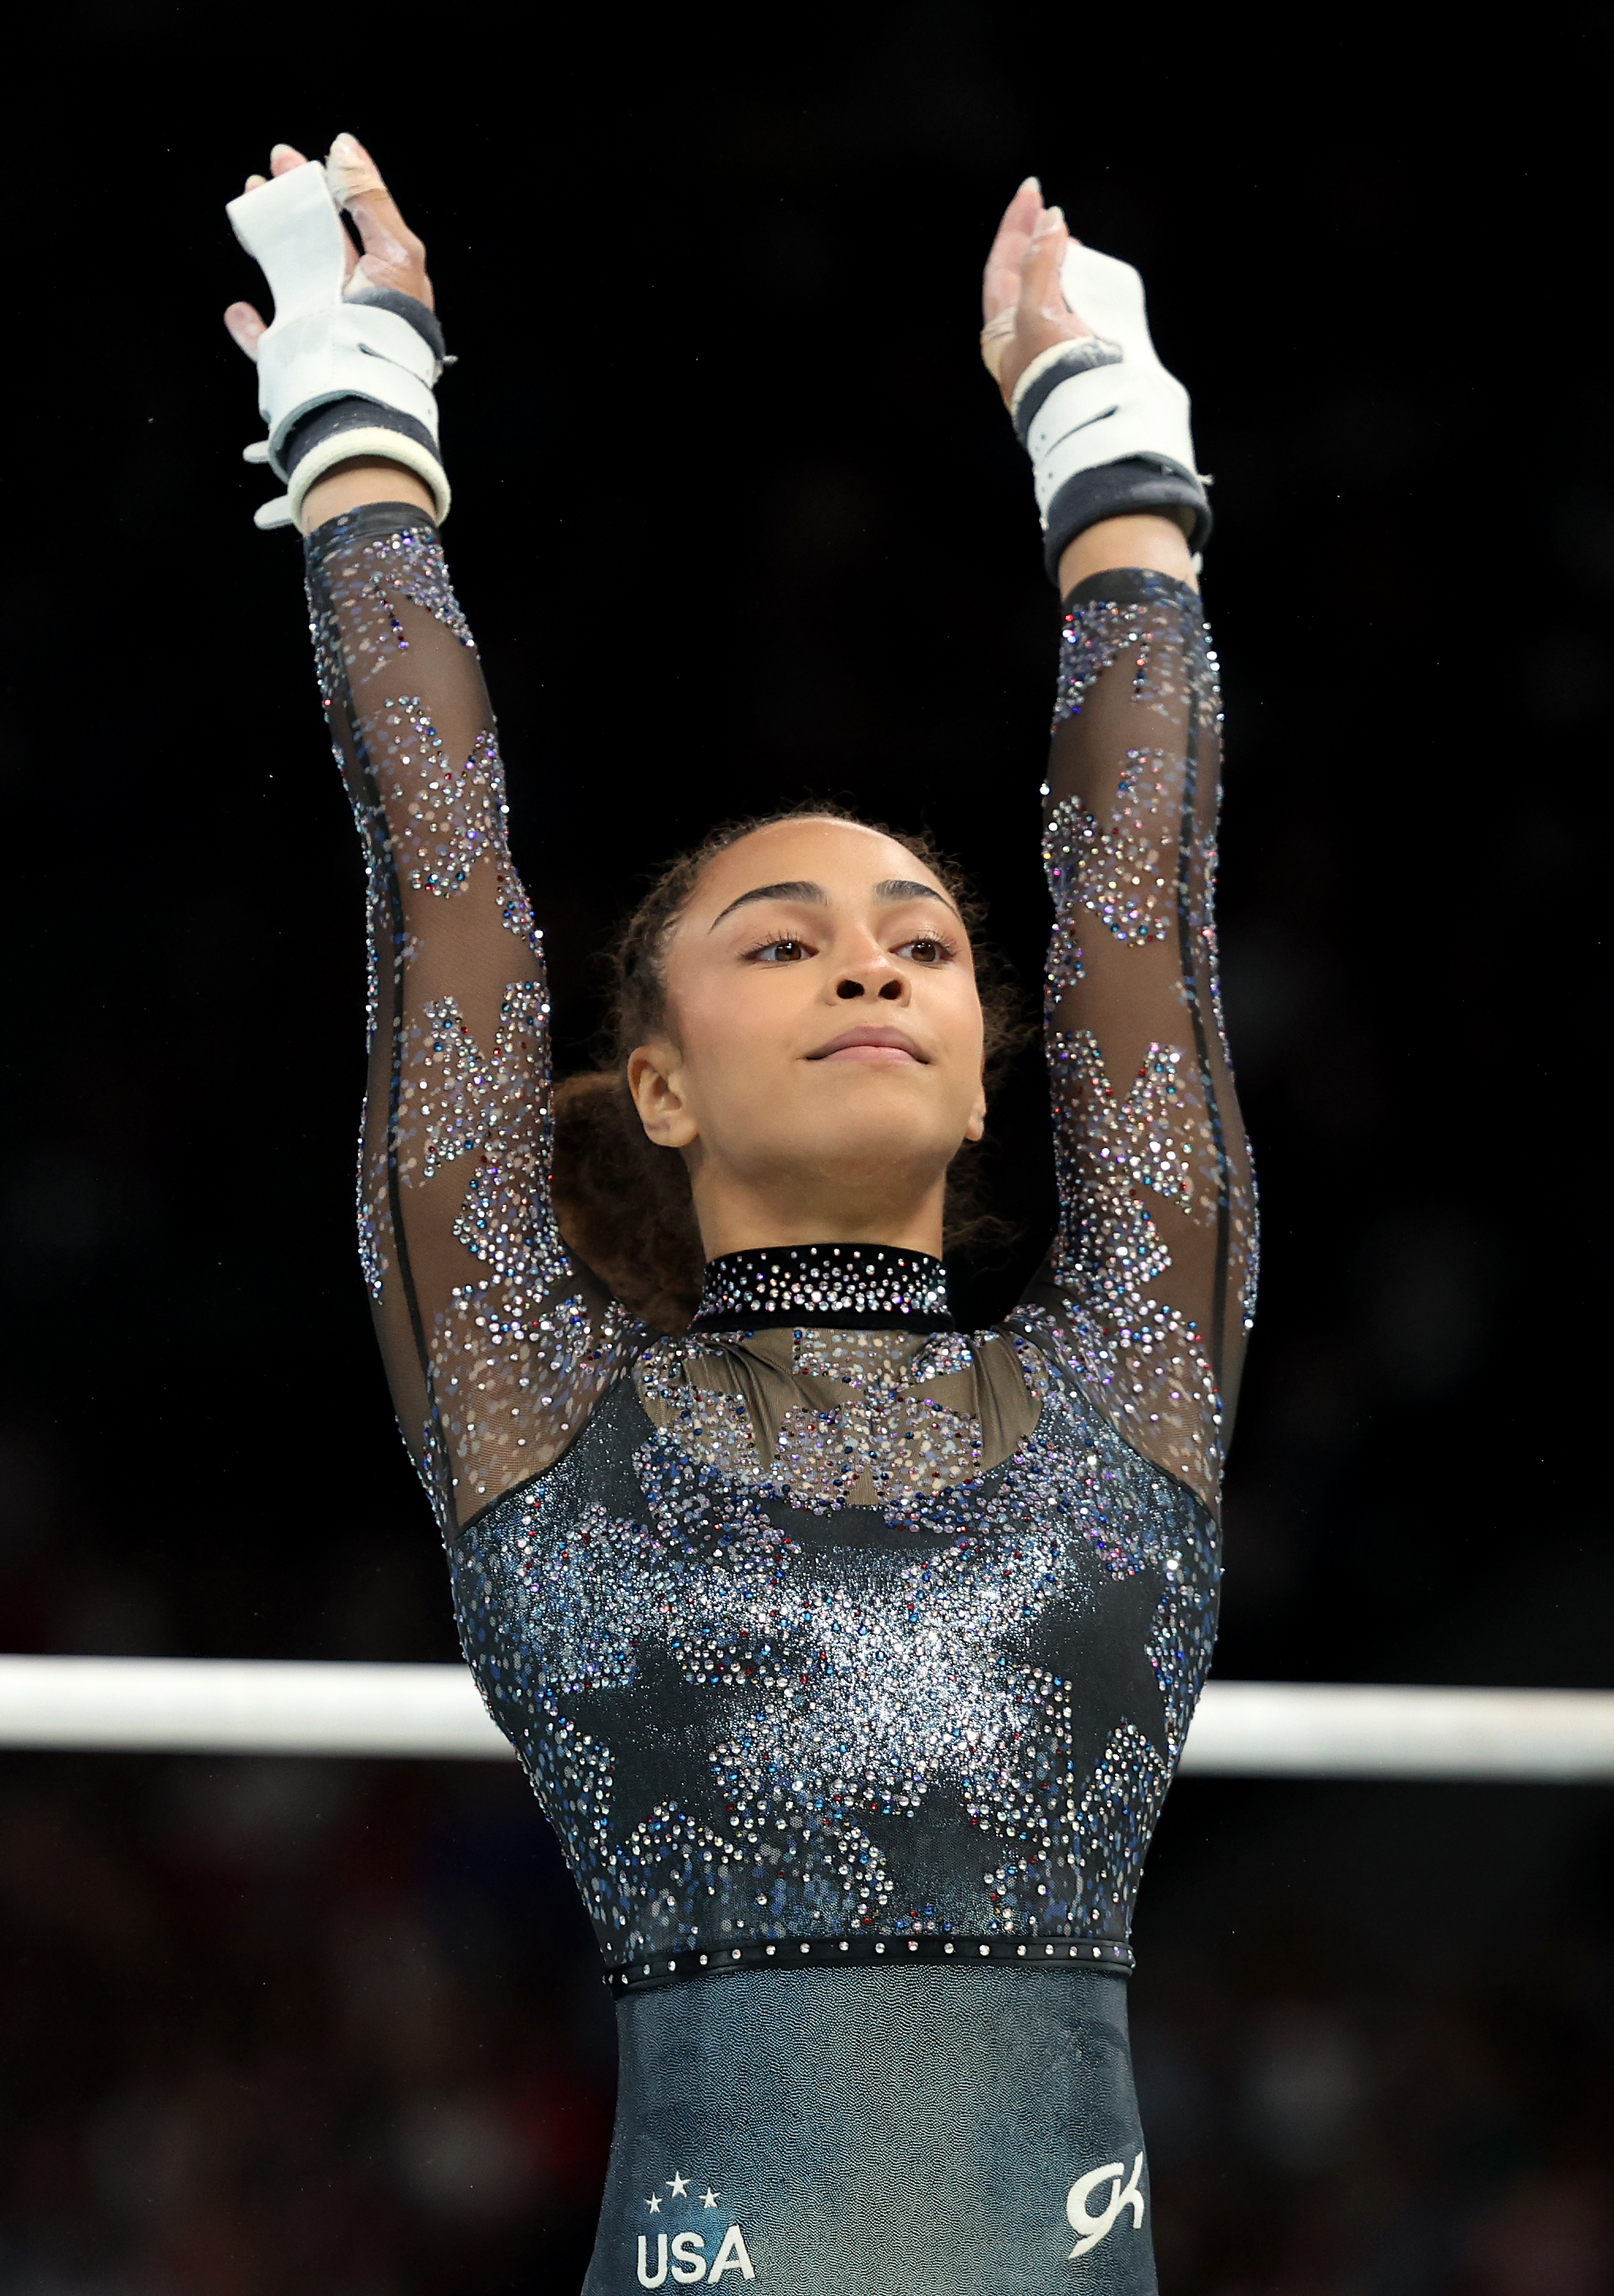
[836,969,906,1002]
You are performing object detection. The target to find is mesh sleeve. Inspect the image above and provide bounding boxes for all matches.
[1015,568,1256,1508]
[303,504,634,1534]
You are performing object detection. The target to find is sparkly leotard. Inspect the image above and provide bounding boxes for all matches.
[304,505,1254,2294]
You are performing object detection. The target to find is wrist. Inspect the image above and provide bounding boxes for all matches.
[300,457,437,534]
[1057,513,1198,600]
[1003,240,1209,585]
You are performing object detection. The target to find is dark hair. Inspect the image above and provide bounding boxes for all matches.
[550,805,1028,1330]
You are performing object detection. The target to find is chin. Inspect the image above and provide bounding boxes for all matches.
[767,1098,965,1180]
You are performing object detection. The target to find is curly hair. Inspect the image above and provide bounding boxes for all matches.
[550,805,1028,1330]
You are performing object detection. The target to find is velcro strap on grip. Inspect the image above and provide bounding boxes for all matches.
[255,302,440,465]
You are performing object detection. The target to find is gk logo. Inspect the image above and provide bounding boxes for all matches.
[637,2226,756,2286]
[1066,2152,1145,2259]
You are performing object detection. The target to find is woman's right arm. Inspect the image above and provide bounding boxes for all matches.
[228,143,631,1533]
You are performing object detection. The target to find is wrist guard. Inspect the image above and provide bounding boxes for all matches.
[226,160,450,531]
[1011,242,1209,582]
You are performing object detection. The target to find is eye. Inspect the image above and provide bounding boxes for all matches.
[897,935,956,966]
[747,937,814,964]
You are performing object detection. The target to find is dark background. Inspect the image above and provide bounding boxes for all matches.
[3,6,1612,2289]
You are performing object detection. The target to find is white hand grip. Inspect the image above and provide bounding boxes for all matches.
[226,154,450,530]
[1007,241,1201,526]
[1058,244,1159,366]
[226,162,347,326]
[256,306,440,456]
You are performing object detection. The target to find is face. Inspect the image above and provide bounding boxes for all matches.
[627,818,988,1253]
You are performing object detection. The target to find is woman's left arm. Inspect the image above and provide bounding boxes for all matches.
[984,186,1256,1510]
[1030,541,1256,1509]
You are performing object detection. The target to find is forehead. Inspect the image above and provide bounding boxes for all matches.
[688,817,947,919]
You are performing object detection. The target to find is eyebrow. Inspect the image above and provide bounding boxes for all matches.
[707,877,960,933]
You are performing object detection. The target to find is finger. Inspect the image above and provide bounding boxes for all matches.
[983,223,1033,322]
[243,173,266,193]
[223,300,267,361]
[325,129,389,208]
[326,131,430,301]
[255,139,357,285]
[983,174,1043,320]
[999,174,1044,242]
[1017,205,1075,327]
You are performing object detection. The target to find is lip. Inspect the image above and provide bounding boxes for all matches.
[806,1025,929,1064]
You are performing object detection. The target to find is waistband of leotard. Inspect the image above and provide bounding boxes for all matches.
[606,1932,1134,1994]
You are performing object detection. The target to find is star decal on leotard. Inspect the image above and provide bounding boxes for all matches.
[560,1641,749,1843]
[1013,1568,1171,1770]
[646,2172,719,2212]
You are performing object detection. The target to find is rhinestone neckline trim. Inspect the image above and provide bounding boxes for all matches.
[688,1243,954,1333]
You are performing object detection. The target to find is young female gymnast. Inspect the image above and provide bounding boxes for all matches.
[224,135,1253,2294]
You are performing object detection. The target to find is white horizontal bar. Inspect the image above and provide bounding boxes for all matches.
[0,1655,512,1759]
[1177,1680,1614,1781]
[1,1659,1612,1779]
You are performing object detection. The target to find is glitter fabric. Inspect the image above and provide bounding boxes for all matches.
[356,1128,387,1302]
[634,1323,1022,1508]
[1032,570,1258,1497]
[454,1329,1216,1979]
[303,515,1250,1997]
[1044,748,1174,949]
[1051,576,1212,725]
[305,507,632,1526]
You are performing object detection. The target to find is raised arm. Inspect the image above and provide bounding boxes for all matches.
[225,143,630,1532]
[984,186,1255,1510]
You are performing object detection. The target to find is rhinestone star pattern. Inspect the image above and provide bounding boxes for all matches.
[1043,746,1176,956]
[1037,573,1257,1500]
[634,1325,1001,1509]
[305,511,634,1529]
[453,1332,1217,1977]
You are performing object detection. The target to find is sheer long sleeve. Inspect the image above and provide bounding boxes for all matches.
[1017,568,1256,1509]
[304,504,631,1534]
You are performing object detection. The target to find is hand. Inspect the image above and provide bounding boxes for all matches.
[222,133,433,363]
[980,179,1094,409]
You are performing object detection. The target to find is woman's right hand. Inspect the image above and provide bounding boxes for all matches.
[980,178,1094,409]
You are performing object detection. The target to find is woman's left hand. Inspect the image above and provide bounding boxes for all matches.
[223,132,432,363]
[980,179,1094,408]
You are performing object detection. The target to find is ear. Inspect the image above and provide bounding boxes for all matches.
[627,1040,699,1150]
[964,1078,987,1145]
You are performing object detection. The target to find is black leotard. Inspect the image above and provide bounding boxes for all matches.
[303,505,1254,2292]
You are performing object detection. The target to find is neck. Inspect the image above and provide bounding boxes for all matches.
[688,1164,947,1263]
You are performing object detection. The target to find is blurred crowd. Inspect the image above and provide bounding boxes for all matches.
[1136,1916,1614,2294]
[0,1738,1609,2294]
[0,1751,611,2294]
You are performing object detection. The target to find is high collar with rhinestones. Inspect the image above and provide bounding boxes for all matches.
[687,1243,954,1333]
